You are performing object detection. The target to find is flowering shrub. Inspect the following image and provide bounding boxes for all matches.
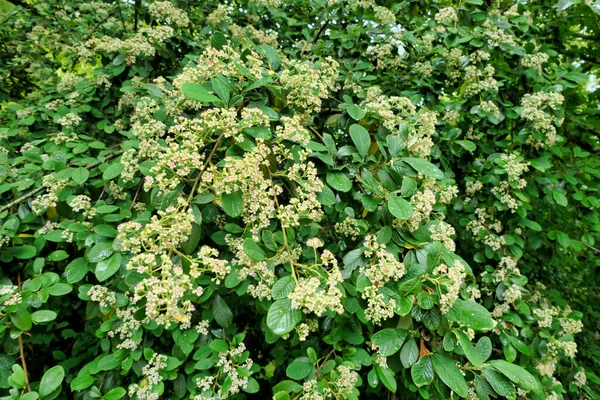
[0,1,599,400]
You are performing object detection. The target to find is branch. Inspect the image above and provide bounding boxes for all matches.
[186,132,226,204]
[0,150,123,214]
[17,273,30,392]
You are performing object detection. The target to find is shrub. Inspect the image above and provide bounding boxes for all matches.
[0,1,599,399]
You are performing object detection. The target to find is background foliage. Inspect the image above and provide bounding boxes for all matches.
[0,0,599,399]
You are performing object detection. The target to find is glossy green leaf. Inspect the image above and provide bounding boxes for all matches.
[432,354,469,397]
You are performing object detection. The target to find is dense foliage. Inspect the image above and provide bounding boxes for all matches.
[1,0,599,399]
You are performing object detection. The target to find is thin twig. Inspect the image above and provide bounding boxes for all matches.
[576,240,600,254]
[17,273,31,392]
[0,149,123,214]
[186,131,226,204]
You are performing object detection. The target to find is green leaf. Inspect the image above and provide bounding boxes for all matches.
[411,355,434,387]
[372,328,408,357]
[93,225,118,238]
[476,336,492,362]
[286,357,313,380]
[326,172,352,192]
[9,365,26,388]
[47,250,68,262]
[221,191,243,217]
[95,253,122,282]
[87,241,114,263]
[274,392,291,400]
[272,276,295,300]
[267,298,302,335]
[316,185,336,206]
[447,300,494,331]
[31,310,57,324]
[11,309,32,331]
[72,167,89,185]
[213,295,233,328]
[455,140,476,152]
[432,354,469,397]
[487,360,542,394]
[209,339,229,353]
[402,158,445,180]
[388,195,414,220]
[65,258,88,284]
[349,124,370,157]
[211,77,230,103]
[70,375,95,391]
[11,245,37,259]
[375,365,397,393]
[103,163,124,180]
[181,82,221,103]
[457,331,484,368]
[39,366,64,398]
[400,338,419,368]
[482,368,515,398]
[474,374,496,400]
[347,105,366,121]
[243,377,260,394]
[243,239,265,261]
[104,387,126,400]
[272,380,303,393]
[553,191,568,206]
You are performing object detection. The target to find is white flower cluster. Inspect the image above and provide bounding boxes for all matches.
[212,342,255,398]
[249,0,282,7]
[280,57,339,116]
[334,216,361,240]
[57,112,82,128]
[533,305,559,328]
[522,52,549,72]
[466,207,505,251]
[361,235,405,323]
[549,339,578,358]
[212,140,323,234]
[574,371,587,387]
[148,1,189,27]
[362,234,405,286]
[289,273,344,317]
[434,260,466,314]
[429,221,456,251]
[69,195,96,219]
[128,353,168,400]
[373,6,395,24]
[435,7,458,25]
[463,65,498,97]
[108,306,143,350]
[521,91,564,148]
[0,285,22,307]
[88,285,116,308]
[31,175,70,215]
[295,320,319,341]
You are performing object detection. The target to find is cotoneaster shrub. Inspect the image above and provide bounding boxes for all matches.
[0,1,599,400]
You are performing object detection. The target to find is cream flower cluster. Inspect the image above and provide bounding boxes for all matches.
[212,140,323,234]
[429,221,456,251]
[466,207,505,251]
[280,57,339,116]
[69,195,96,219]
[361,235,405,323]
[521,91,564,148]
[433,260,466,314]
[289,273,344,317]
[31,175,70,215]
[128,353,168,400]
[335,216,361,240]
[148,1,189,27]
